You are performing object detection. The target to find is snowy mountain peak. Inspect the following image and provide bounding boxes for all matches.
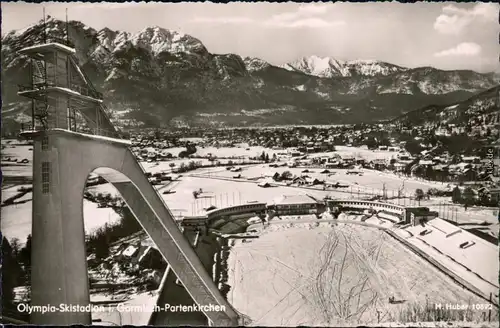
[243,57,270,72]
[280,56,346,78]
[281,56,408,78]
[130,26,207,56]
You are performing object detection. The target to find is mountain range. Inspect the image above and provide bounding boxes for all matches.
[2,18,499,130]
[393,84,500,129]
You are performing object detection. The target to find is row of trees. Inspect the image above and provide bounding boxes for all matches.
[414,186,496,207]
[451,186,496,207]
[259,151,271,163]
[2,235,32,322]
[174,160,203,173]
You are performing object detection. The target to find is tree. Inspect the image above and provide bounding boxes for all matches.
[2,237,22,319]
[280,170,293,180]
[169,163,175,168]
[462,187,475,206]
[9,237,21,259]
[451,186,462,203]
[365,137,378,150]
[379,138,391,147]
[154,129,162,140]
[404,139,422,155]
[18,235,32,270]
[91,230,110,260]
[103,193,112,203]
[265,153,270,163]
[424,166,434,180]
[414,189,425,204]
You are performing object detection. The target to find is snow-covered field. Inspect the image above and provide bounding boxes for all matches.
[159,175,350,216]
[1,142,33,177]
[1,189,121,245]
[227,223,490,326]
[312,146,401,161]
[199,164,449,201]
[194,145,281,158]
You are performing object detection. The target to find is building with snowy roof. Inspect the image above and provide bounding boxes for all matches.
[268,194,322,216]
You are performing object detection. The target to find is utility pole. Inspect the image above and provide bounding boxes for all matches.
[65,8,69,44]
[43,7,47,43]
[488,293,492,322]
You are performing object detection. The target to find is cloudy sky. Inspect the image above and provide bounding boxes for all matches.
[2,2,499,72]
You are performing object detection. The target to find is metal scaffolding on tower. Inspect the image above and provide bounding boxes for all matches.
[17,9,121,139]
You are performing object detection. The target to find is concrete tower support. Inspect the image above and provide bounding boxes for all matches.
[18,40,240,326]
[30,132,91,324]
[30,130,240,326]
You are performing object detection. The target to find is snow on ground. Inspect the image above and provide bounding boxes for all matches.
[333,146,400,161]
[227,224,486,326]
[203,164,445,196]
[87,183,123,198]
[1,162,32,177]
[1,201,32,244]
[1,195,121,245]
[1,184,32,200]
[90,291,159,325]
[158,145,280,159]
[178,137,203,143]
[160,176,348,216]
[370,322,498,328]
[1,143,33,177]
[398,218,499,300]
[1,143,32,160]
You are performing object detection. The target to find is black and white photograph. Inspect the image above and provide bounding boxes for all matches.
[1,1,499,327]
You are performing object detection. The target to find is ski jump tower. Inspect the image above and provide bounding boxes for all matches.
[17,37,240,326]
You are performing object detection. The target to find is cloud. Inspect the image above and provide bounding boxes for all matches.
[296,3,330,15]
[265,4,343,28]
[434,3,499,34]
[191,4,343,29]
[191,16,254,24]
[434,42,482,57]
[265,18,344,29]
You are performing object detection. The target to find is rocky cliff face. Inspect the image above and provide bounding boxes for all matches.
[2,18,499,129]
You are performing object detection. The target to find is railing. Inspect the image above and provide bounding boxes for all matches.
[19,118,124,140]
[44,35,75,48]
[18,83,103,100]
[69,55,100,95]
[18,83,51,93]
[89,128,123,139]
[20,123,36,133]
[70,83,104,100]
[17,37,125,141]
